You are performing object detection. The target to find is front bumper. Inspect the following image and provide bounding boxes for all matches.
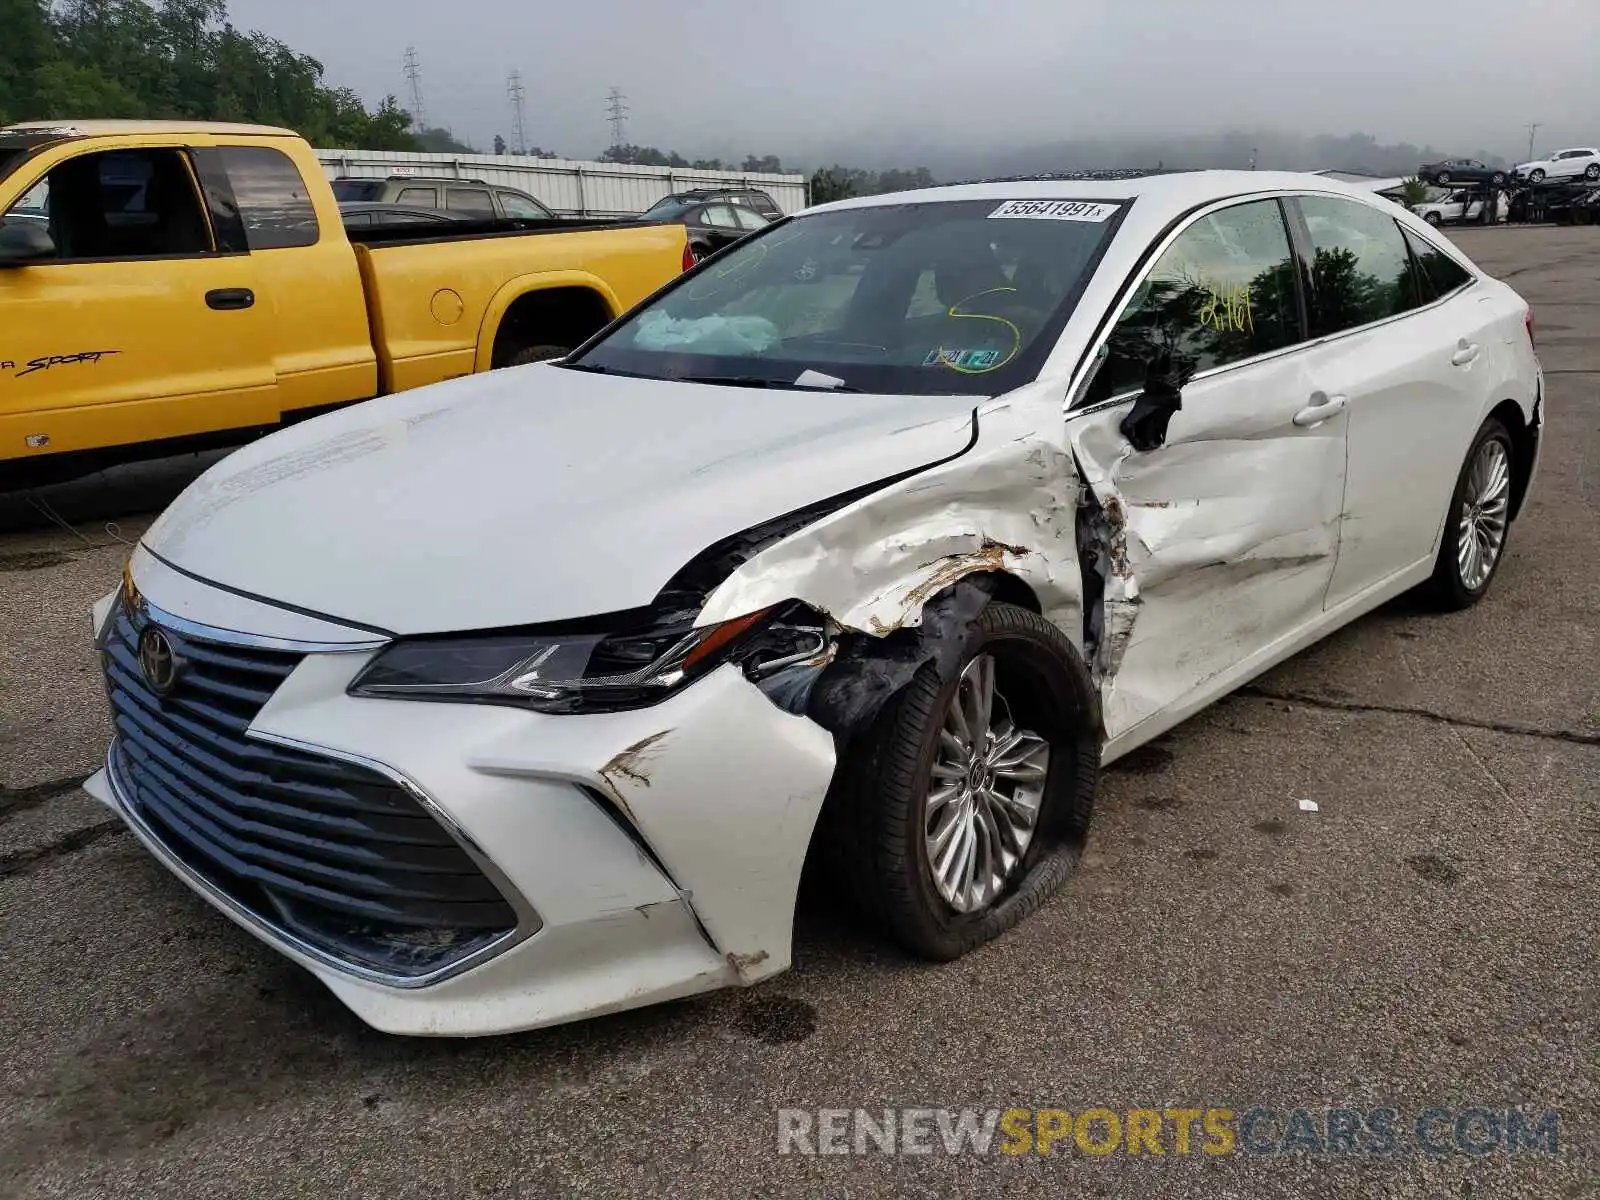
[87,553,838,1036]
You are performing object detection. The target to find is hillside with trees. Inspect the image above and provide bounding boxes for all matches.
[0,0,418,149]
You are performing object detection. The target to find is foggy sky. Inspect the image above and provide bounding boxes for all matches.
[228,0,1600,168]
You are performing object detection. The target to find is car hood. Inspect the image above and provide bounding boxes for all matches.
[142,366,979,634]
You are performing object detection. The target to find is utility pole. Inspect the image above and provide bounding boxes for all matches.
[605,86,629,149]
[403,47,427,133]
[507,71,528,155]
[1525,123,1540,162]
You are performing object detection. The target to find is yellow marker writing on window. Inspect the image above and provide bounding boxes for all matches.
[1198,283,1254,334]
[939,287,1022,374]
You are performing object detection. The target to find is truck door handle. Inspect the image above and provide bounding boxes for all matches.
[1451,339,1480,366]
[206,288,255,311]
[1293,392,1348,427]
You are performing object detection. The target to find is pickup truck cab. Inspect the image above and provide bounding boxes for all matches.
[0,121,691,485]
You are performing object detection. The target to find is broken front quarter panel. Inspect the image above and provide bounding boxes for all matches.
[697,383,1088,648]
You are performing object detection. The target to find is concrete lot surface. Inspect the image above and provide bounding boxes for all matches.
[0,225,1595,1198]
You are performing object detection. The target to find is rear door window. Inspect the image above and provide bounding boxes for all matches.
[702,205,739,229]
[1087,198,1302,403]
[1298,195,1423,335]
[731,206,768,231]
[219,146,319,249]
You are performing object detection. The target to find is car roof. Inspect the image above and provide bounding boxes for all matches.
[806,170,1396,217]
[3,119,297,137]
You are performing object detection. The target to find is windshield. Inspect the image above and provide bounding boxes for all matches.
[570,197,1125,396]
[331,179,383,201]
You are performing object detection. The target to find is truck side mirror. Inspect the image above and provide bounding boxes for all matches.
[0,220,56,266]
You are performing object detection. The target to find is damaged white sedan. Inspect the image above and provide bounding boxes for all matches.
[84,173,1543,1035]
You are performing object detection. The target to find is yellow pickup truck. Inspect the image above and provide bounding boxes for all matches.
[0,120,692,486]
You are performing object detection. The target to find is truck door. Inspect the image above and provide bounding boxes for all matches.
[0,144,277,467]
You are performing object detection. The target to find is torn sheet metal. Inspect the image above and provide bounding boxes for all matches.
[697,386,1086,648]
[1066,360,1346,741]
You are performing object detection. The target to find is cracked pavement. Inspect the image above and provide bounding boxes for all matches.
[1,226,1596,1198]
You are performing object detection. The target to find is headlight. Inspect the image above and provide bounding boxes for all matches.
[348,603,829,714]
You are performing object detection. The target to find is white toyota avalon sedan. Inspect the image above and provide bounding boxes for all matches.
[84,172,1543,1036]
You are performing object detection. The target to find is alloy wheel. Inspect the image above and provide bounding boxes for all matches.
[1458,437,1511,591]
[924,654,1050,914]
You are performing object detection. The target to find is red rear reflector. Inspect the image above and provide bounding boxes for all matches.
[682,242,697,272]
[1525,309,1535,349]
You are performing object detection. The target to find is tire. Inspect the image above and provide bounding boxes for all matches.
[1529,169,1546,184]
[1491,172,1507,186]
[1435,171,1451,185]
[1586,164,1600,180]
[1425,418,1516,611]
[1424,211,1442,226]
[816,600,1100,961]
[504,344,571,368]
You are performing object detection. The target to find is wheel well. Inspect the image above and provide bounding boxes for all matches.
[982,571,1042,615]
[490,287,614,367]
[1489,399,1535,520]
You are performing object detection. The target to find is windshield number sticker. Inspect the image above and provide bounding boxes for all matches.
[924,347,1002,370]
[988,200,1117,222]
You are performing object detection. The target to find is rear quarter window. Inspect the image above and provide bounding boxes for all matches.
[220,146,319,249]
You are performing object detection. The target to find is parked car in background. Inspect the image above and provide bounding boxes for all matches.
[1414,188,1508,225]
[1420,158,1507,187]
[337,201,472,228]
[1512,148,1600,184]
[85,171,1542,1036]
[330,175,557,220]
[644,186,784,223]
[640,196,771,261]
[1,121,692,485]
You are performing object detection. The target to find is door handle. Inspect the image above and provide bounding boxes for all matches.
[1451,339,1480,366]
[205,288,255,311]
[1292,392,1348,427]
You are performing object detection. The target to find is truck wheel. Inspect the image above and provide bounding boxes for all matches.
[505,345,570,367]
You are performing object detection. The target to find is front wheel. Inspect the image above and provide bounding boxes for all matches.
[1492,172,1507,186]
[1435,171,1452,185]
[1424,211,1442,225]
[818,600,1100,961]
[1586,164,1600,180]
[1425,418,1515,610]
[1529,168,1546,183]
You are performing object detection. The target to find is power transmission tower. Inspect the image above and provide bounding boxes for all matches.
[507,71,528,154]
[403,47,427,132]
[605,86,629,149]
[1524,123,1540,162]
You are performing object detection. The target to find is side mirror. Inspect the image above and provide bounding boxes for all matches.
[0,219,56,266]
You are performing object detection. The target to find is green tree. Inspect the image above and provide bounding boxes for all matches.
[0,0,419,149]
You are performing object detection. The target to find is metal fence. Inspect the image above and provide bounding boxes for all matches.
[313,149,811,217]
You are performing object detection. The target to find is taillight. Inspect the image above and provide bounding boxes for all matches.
[1524,308,1535,349]
[682,241,698,272]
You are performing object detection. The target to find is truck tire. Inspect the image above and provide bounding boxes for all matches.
[505,345,570,367]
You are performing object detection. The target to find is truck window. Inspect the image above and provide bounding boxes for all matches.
[3,148,213,260]
[219,146,319,249]
[396,186,437,207]
[447,188,496,217]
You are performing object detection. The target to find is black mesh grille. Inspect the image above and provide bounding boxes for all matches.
[103,601,518,978]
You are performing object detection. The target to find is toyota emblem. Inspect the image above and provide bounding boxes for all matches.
[138,626,181,695]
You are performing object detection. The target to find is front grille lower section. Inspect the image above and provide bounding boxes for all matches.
[102,601,519,980]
